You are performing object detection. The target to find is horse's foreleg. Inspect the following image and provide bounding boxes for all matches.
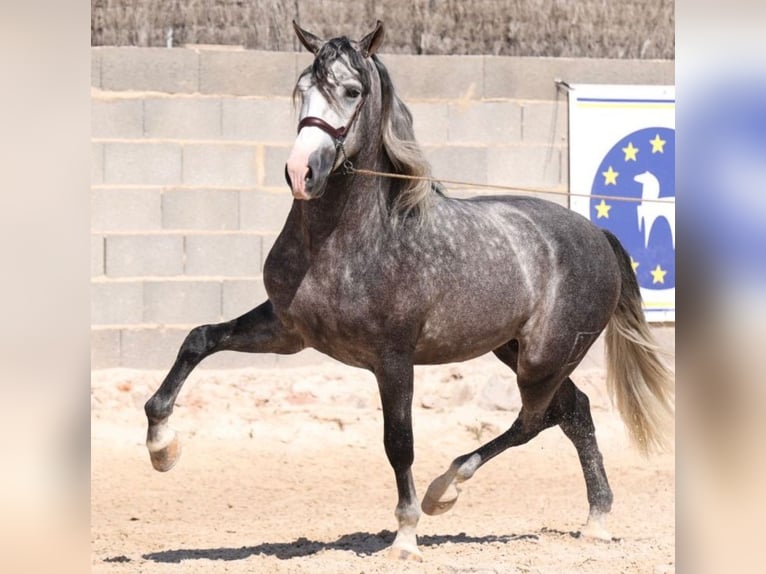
[144,300,302,471]
[557,380,613,540]
[375,352,422,561]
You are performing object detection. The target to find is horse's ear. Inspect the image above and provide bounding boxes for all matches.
[359,20,384,58]
[292,20,323,54]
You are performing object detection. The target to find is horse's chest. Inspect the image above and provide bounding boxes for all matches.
[273,265,389,362]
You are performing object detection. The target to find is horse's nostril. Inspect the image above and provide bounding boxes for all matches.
[284,165,292,188]
[305,166,313,181]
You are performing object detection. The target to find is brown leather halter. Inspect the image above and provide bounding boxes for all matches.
[296,94,367,149]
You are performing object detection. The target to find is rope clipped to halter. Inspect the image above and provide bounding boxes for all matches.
[342,164,673,205]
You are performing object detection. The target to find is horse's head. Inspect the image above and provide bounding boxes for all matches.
[285,21,385,200]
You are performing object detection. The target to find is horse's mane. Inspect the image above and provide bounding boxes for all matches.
[372,56,434,222]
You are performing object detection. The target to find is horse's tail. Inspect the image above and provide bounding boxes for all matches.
[602,229,674,455]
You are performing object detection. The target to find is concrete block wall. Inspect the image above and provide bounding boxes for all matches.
[91,46,673,369]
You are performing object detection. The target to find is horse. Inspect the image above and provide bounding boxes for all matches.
[144,20,674,561]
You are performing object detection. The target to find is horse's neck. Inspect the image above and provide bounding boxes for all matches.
[295,146,391,252]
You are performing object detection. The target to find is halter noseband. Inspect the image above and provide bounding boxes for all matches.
[296,94,367,151]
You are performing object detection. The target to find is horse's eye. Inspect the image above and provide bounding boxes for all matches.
[345,87,361,99]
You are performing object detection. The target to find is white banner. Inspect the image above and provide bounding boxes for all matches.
[568,84,675,322]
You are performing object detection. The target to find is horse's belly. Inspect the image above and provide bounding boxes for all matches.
[414,311,521,365]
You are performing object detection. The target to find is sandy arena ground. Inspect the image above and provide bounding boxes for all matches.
[91,355,674,573]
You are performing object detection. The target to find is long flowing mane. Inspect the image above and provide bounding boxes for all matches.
[372,56,435,221]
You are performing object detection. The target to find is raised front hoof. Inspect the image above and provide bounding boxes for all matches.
[580,513,612,541]
[421,474,459,516]
[387,546,423,562]
[148,434,181,472]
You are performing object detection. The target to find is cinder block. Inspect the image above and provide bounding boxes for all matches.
[484,57,675,101]
[295,53,313,76]
[408,102,448,144]
[448,101,522,144]
[91,188,162,231]
[105,234,184,277]
[185,234,263,277]
[263,145,290,187]
[101,47,199,93]
[120,327,187,370]
[384,54,484,100]
[522,101,568,144]
[91,98,144,138]
[162,189,239,230]
[484,57,548,100]
[143,280,222,324]
[144,98,223,139]
[91,235,104,277]
[118,326,326,369]
[91,280,143,324]
[424,145,488,185]
[201,350,280,369]
[91,328,120,369]
[222,279,268,318]
[486,145,563,190]
[239,190,292,233]
[222,98,295,142]
[199,50,297,97]
[104,142,182,185]
[182,144,257,187]
[92,142,104,185]
[91,48,102,88]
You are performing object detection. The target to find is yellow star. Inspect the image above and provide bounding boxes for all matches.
[650,134,666,153]
[602,166,619,185]
[650,264,667,284]
[622,142,639,161]
[631,257,639,272]
[595,199,611,219]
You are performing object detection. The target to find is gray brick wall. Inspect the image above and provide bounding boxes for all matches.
[144,98,223,139]
[91,46,673,369]
[104,142,182,185]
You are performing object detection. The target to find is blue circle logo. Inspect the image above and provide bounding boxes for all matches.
[590,127,675,290]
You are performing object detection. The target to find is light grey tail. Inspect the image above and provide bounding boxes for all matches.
[602,230,674,455]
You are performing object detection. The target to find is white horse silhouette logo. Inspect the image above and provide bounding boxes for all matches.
[634,171,675,248]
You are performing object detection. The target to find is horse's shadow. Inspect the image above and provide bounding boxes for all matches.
[141,529,545,563]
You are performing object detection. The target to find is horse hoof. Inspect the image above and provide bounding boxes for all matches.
[148,433,181,472]
[387,546,423,562]
[421,475,459,516]
[580,513,612,541]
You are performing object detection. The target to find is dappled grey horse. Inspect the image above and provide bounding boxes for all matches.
[144,21,674,561]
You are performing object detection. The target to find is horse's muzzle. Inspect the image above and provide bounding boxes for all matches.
[285,145,333,200]
[284,164,312,200]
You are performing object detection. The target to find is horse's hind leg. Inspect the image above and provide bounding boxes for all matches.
[423,341,559,514]
[422,341,614,539]
[421,399,558,516]
[556,379,613,540]
[144,300,302,471]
